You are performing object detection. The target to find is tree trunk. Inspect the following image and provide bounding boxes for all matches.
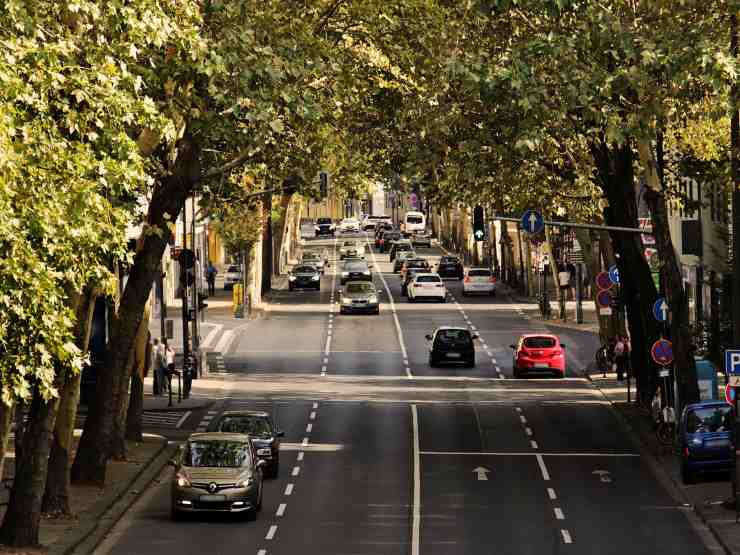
[591,139,660,399]
[0,401,13,484]
[638,138,699,407]
[72,135,200,486]
[126,309,151,443]
[42,287,98,516]
[0,386,61,547]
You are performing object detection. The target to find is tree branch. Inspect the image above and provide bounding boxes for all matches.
[202,148,253,180]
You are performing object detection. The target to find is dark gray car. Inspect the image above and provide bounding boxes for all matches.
[339,281,382,314]
[211,411,284,478]
[341,260,372,285]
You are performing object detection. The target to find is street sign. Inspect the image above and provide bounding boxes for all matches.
[725,383,737,405]
[608,264,620,285]
[596,290,612,309]
[652,298,669,323]
[521,210,544,234]
[596,271,613,291]
[726,350,740,375]
[651,339,674,366]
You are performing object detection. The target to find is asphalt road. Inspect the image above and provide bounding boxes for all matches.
[95,234,716,555]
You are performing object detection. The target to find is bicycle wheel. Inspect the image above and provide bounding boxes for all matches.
[656,422,674,445]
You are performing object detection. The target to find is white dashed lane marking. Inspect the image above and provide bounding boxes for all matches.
[285,483,294,496]
[292,466,301,477]
[561,530,573,544]
[265,525,278,540]
[276,503,287,517]
[547,488,557,500]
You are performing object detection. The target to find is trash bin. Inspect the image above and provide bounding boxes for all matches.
[695,358,718,401]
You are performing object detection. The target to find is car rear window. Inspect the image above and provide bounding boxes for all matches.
[407,216,424,224]
[440,257,459,264]
[317,218,332,224]
[416,275,441,283]
[346,262,367,271]
[687,406,733,434]
[343,241,355,246]
[303,253,319,259]
[407,260,427,267]
[436,329,472,344]
[346,283,373,294]
[217,416,272,437]
[523,337,557,348]
[469,269,491,277]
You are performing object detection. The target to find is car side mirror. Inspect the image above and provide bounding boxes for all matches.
[509,344,516,349]
[560,343,567,348]
[167,459,178,468]
[425,334,433,341]
[472,333,480,340]
[276,430,285,437]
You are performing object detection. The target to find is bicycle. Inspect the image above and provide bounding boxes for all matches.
[655,405,677,445]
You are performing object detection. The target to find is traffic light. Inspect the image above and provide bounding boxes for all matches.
[319,171,329,198]
[473,205,485,241]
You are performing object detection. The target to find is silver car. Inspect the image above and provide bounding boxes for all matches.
[170,433,265,521]
[339,281,382,315]
[301,251,327,274]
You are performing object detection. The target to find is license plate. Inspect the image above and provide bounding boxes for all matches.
[534,362,549,368]
[446,353,461,359]
[706,439,730,448]
[199,494,226,502]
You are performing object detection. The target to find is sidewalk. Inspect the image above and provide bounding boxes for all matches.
[588,371,740,554]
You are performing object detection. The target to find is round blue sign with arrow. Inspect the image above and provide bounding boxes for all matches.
[521,210,544,234]
[651,339,673,366]
[652,298,669,323]
[608,264,620,285]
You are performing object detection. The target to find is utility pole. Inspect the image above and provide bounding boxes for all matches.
[180,201,190,379]
[191,194,199,380]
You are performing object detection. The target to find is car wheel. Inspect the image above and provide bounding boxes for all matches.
[440,296,447,303]
[428,356,437,367]
[408,295,415,303]
[513,367,521,379]
[257,481,264,510]
[315,285,321,291]
[462,290,468,297]
[289,284,294,291]
[171,506,184,521]
[464,359,475,368]
[339,307,346,315]
[681,461,695,484]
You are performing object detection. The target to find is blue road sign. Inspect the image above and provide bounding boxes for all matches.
[521,210,544,234]
[608,264,620,285]
[651,339,673,366]
[725,350,740,375]
[652,298,669,323]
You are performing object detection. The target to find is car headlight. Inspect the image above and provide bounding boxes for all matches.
[236,476,255,488]
[369,296,378,303]
[342,271,349,276]
[256,448,272,456]
[342,297,352,305]
[289,275,296,281]
[363,271,370,275]
[314,226,320,231]
[311,275,320,281]
[176,475,191,488]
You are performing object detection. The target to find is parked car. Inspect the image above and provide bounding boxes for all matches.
[339,240,365,260]
[340,260,372,285]
[210,411,284,479]
[410,230,433,248]
[338,218,360,234]
[425,326,478,368]
[301,251,327,274]
[510,334,566,378]
[407,273,447,302]
[462,267,497,296]
[436,256,464,280]
[679,400,734,483]
[339,281,381,315]
[378,230,401,252]
[288,264,321,291]
[393,250,416,273]
[389,239,414,262]
[169,432,265,520]
[223,265,242,290]
[315,217,335,237]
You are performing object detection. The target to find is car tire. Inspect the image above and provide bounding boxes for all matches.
[339,307,346,315]
[373,307,380,315]
[257,481,264,510]
[315,285,321,291]
[171,507,184,522]
[464,359,475,369]
[513,367,521,379]
[439,296,446,303]
[289,284,294,291]
[429,356,437,367]
[681,461,695,484]
[408,295,415,303]
[462,290,468,297]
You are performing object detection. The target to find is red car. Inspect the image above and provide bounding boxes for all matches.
[510,334,566,378]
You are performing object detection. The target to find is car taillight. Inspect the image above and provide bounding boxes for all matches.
[489,277,497,283]
[436,283,444,288]
[464,276,471,283]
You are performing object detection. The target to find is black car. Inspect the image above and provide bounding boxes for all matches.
[341,260,372,285]
[437,256,464,279]
[315,217,334,237]
[379,230,401,252]
[426,327,478,368]
[288,264,321,291]
[400,257,431,282]
[210,410,284,478]
[401,267,426,296]
[389,240,414,261]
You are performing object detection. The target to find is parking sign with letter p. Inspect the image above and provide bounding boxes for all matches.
[727,350,740,376]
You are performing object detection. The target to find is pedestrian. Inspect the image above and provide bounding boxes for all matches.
[557,263,571,319]
[206,262,217,296]
[614,335,626,381]
[566,261,576,301]
[151,338,167,395]
[165,343,176,392]
[581,263,591,298]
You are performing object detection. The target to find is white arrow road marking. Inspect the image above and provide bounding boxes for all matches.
[593,470,612,483]
[473,466,491,481]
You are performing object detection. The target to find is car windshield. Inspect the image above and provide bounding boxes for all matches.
[183,440,251,468]
[687,406,733,434]
[293,266,316,274]
[523,337,557,348]
[346,283,373,294]
[345,263,367,272]
[436,329,472,344]
[317,218,332,224]
[217,416,272,437]
[469,269,491,277]
[416,275,441,283]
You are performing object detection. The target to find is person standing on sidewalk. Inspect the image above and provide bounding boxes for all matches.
[614,335,626,381]
[206,262,217,296]
[557,263,571,320]
[151,338,167,395]
[165,343,176,392]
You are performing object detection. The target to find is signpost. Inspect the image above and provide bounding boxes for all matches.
[652,298,669,323]
[520,210,544,234]
[727,349,740,522]
[651,339,674,366]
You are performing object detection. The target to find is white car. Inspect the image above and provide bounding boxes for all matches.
[339,240,365,259]
[407,273,447,303]
[338,218,360,234]
[223,265,242,290]
[462,268,497,296]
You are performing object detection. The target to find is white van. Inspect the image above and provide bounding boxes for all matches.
[403,211,426,234]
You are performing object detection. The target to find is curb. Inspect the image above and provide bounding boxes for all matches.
[51,437,175,555]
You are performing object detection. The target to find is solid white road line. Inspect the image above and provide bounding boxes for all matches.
[276,503,287,517]
[561,529,573,544]
[420,451,639,457]
[554,507,565,520]
[536,454,551,481]
[201,324,224,349]
[285,484,294,496]
[547,488,557,500]
[292,466,301,477]
[175,411,192,429]
[265,525,278,540]
[411,404,421,555]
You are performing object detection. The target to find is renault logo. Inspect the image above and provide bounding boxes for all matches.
[208,482,218,493]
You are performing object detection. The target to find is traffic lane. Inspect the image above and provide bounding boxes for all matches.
[547,455,712,555]
[420,453,557,555]
[264,402,412,555]
[224,351,325,374]
[98,400,315,555]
